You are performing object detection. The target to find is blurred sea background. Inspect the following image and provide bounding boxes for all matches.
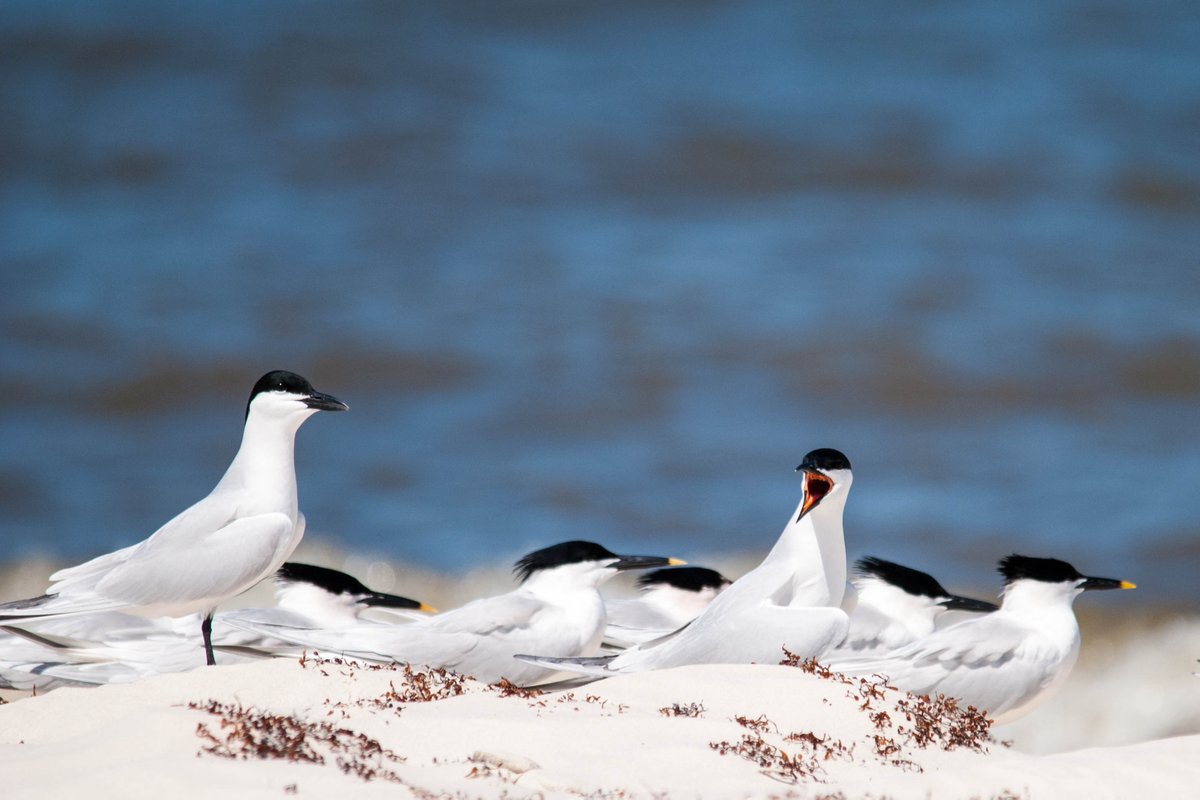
[1,1,1197,752]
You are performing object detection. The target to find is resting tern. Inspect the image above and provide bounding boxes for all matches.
[516,448,854,676]
[0,562,429,689]
[603,566,731,649]
[224,540,685,685]
[0,370,347,667]
[829,554,1135,724]
[270,562,435,626]
[825,556,998,659]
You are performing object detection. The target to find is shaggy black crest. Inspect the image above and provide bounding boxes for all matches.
[276,562,372,597]
[514,540,618,583]
[997,555,1085,584]
[797,448,852,472]
[855,557,949,598]
[275,562,422,609]
[637,566,729,592]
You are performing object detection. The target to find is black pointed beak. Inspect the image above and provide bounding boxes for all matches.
[361,592,436,613]
[1080,576,1136,591]
[304,391,349,412]
[613,555,687,571]
[939,595,999,613]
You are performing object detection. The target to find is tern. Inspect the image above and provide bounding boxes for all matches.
[603,566,731,649]
[224,540,684,686]
[0,562,430,689]
[269,562,435,626]
[825,556,998,659]
[0,370,347,666]
[516,448,854,676]
[829,554,1135,724]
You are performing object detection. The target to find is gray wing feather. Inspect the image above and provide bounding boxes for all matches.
[91,512,295,607]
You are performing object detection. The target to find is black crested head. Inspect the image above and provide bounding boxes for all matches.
[997,555,1085,585]
[246,370,315,418]
[637,566,729,592]
[276,562,370,596]
[797,448,852,472]
[855,557,949,598]
[514,540,619,583]
[276,562,424,610]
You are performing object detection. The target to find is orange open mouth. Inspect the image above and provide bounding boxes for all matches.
[797,471,833,520]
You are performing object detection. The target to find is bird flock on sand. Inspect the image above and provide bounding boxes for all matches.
[0,371,1137,725]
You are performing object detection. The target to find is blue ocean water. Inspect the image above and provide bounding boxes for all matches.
[1,1,1198,601]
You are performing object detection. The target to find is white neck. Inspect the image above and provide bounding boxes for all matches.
[214,406,314,516]
[522,562,616,598]
[1000,579,1081,618]
[521,563,614,654]
[762,479,849,608]
[998,579,1083,650]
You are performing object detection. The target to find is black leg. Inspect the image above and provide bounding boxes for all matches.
[201,612,216,666]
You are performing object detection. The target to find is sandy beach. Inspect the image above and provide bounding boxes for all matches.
[2,652,1197,799]
[3,546,1198,798]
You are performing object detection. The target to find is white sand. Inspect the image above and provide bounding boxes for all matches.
[2,656,1196,799]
